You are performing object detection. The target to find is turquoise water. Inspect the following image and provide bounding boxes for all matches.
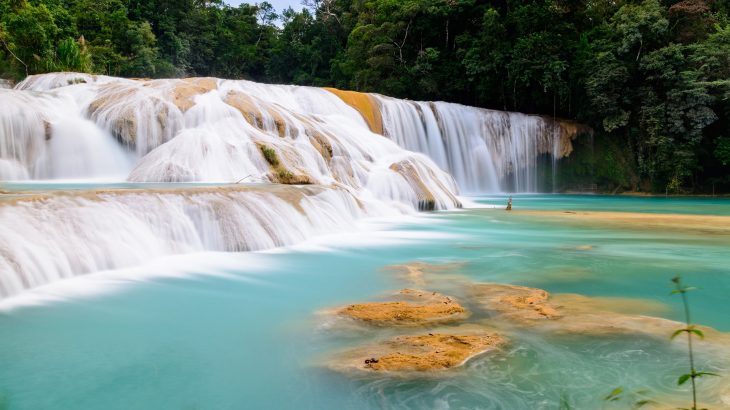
[1,194,729,409]
[477,193,730,216]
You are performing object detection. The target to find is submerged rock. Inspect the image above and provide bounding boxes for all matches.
[382,261,467,287]
[516,210,730,235]
[338,289,468,326]
[469,283,561,322]
[466,282,730,345]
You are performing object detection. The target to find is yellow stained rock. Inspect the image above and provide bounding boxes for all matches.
[324,87,384,135]
[330,329,506,373]
[225,90,264,128]
[470,283,561,321]
[171,78,218,112]
[365,333,506,371]
[224,90,297,138]
[339,289,468,326]
[307,131,334,161]
[467,282,730,344]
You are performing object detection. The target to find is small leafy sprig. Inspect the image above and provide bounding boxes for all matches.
[671,275,719,410]
[603,387,654,409]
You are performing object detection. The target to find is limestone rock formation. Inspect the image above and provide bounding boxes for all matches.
[469,283,561,322]
[324,88,383,135]
[352,332,506,372]
[171,78,218,112]
[338,289,468,326]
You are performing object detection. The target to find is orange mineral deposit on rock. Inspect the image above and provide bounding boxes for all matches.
[338,289,468,326]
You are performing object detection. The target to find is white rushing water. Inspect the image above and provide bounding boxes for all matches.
[374,95,568,193]
[0,88,134,180]
[4,73,460,209]
[0,185,406,298]
[0,72,576,298]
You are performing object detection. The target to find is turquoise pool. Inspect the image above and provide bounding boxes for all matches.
[1,194,728,409]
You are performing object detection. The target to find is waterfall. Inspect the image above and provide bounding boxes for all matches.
[371,95,574,193]
[0,185,389,298]
[0,73,466,297]
[0,72,585,298]
[2,73,461,209]
[0,89,134,180]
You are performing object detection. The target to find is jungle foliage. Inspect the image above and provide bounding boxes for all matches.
[1,0,729,192]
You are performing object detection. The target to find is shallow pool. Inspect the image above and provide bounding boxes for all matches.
[1,194,728,409]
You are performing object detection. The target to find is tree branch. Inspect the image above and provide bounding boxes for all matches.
[0,36,28,77]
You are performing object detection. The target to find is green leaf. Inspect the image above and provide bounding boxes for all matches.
[678,373,691,385]
[604,387,623,401]
[671,328,686,339]
[695,371,720,378]
[690,328,705,339]
[633,399,656,408]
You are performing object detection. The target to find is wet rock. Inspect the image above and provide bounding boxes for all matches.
[224,91,292,138]
[171,78,218,112]
[87,82,176,149]
[255,142,313,185]
[225,90,263,127]
[269,109,289,138]
[467,283,730,343]
[338,289,468,326]
[324,87,383,135]
[469,283,561,322]
[390,159,461,210]
[307,131,334,161]
[383,261,467,287]
[333,330,506,372]
[88,86,139,145]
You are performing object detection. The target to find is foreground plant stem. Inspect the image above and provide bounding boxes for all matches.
[678,280,697,408]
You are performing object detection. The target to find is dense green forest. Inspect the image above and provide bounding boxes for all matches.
[1,0,730,193]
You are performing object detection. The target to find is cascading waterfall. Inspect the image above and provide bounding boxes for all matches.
[0,71,583,298]
[0,88,134,180]
[0,185,391,298]
[373,95,577,193]
[5,73,460,210]
[0,72,463,298]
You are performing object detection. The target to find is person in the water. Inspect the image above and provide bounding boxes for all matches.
[506,196,513,211]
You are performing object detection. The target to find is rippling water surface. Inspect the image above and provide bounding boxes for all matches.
[1,193,729,409]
